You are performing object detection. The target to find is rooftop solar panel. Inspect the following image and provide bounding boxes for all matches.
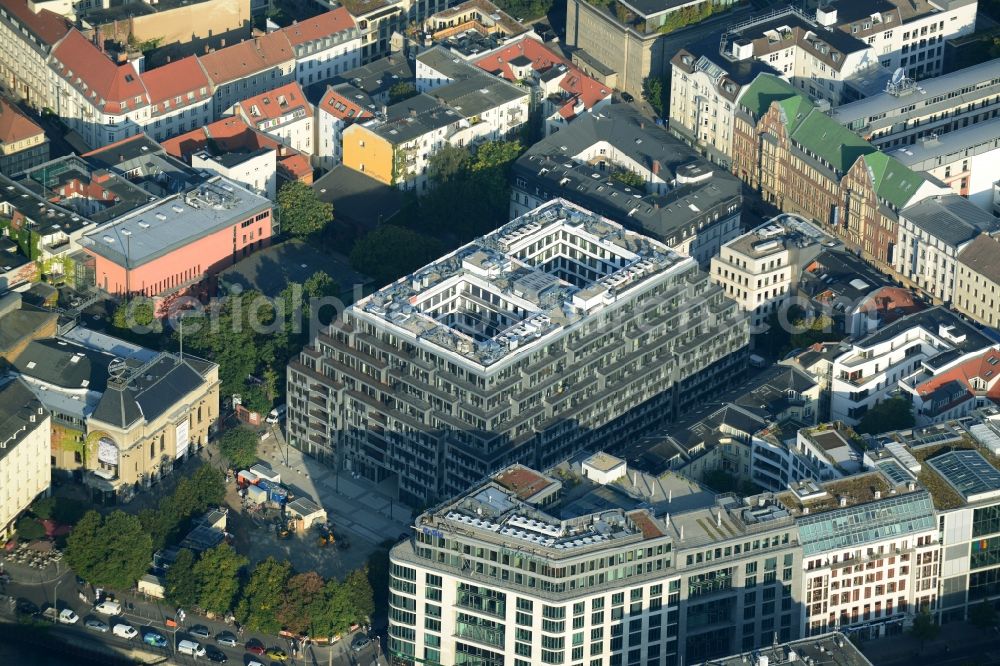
[876,460,912,485]
[927,450,1000,501]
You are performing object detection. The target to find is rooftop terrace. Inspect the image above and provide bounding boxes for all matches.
[353,199,689,369]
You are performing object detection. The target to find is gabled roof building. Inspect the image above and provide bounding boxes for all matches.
[10,324,219,502]
[512,104,743,267]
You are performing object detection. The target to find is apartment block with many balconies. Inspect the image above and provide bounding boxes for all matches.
[829,306,995,425]
[286,199,748,504]
[388,454,803,666]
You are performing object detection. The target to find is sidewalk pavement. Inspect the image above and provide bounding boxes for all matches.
[257,426,413,545]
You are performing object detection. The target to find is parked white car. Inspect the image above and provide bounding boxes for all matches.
[94,600,122,616]
[58,609,79,624]
[113,624,138,639]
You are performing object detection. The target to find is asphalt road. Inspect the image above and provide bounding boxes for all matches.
[2,569,383,666]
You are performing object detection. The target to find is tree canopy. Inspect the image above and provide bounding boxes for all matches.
[66,511,152,590]
[642,76,667,117]
[172,271,336,413]
[139,464,225,551]
[856,397,915,435]
[112,296,158,332]
[278,181,333,238]
[194,543,247,615]
[219,427,259,469]
[237,557,292,633]
[349,225,445,287]
[165,548,199,609]
[911,609,939,644]
[388,81,417,105]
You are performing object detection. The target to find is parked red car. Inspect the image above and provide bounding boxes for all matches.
[245,639,266,655]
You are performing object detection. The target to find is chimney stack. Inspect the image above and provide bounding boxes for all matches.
[652,160,660,176]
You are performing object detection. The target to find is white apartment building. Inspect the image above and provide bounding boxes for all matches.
[141,56,214,144]
[282,7,361,87]
[192,148,277,200]
[830,59,1000,149]
[894,194,1000,304]
[892,118,1000,213]
[231,82,315,156]
[781,474,939,639]
[0,377,51,541]
[669,6,886,165]
[821,0,978,80]
[314,83,374,170]
[829,306,994,425]
[751,425,863,492]
[389,458,804,666]
[711,214,833,335]
[0,0,70,110]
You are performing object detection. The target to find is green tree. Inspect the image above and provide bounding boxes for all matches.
[350,225,445,286]
[15,516,45,540]
[641,76,667,117]
[427,144,471,184]
[278,181,333,238]
[790,312,843,349]
[387,81,417,105]
[303,270,340,299]
[971,600,998,628]
[165,548,200,609]
[112,296,157,331]
[856,397,915,435]
[342,567,375,622]
[237,557,292,633]
[219,427,259,469]
[611,168,646,189]
[277,571,327,635]
[66,511,152,590]
[189,464,226,509]
[910,609,939,646]
[194,543,247,615]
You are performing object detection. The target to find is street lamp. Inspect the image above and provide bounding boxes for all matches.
[51,578,62,623]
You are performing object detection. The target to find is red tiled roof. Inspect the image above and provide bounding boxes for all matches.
[141,56,211,113]
[162,116,311,182]
[914,348,1000,403]
[50,30,149,113]
[856,287,925,326]
[494,466,553,500]
[0,0,71,46]
[280,8,356,46]
[475,37,610,121]
[0,98,44,145]
[234,82,312,124]
[627,510,664,539]
[199,32,294,86]
[318,87,373,122]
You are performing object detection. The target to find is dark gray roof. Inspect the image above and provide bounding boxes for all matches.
[958,233,1000,285]
[92,354,210,428]
[514,104,741,246]
[0,377,47,463]
[312,164,404,231]
[14,339,114,391]
[674,32,779,88]
[370,93,460,143]
[825,0,896,24]
[858,305,993,352]
[800,248,893,303]
[901,194,1000,248]
[333,54,415,102]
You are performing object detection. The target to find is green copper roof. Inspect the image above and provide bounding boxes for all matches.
[789,108,874,174]
[775,94,814,134]
[860,152,927,208]
[738,73,797,119]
